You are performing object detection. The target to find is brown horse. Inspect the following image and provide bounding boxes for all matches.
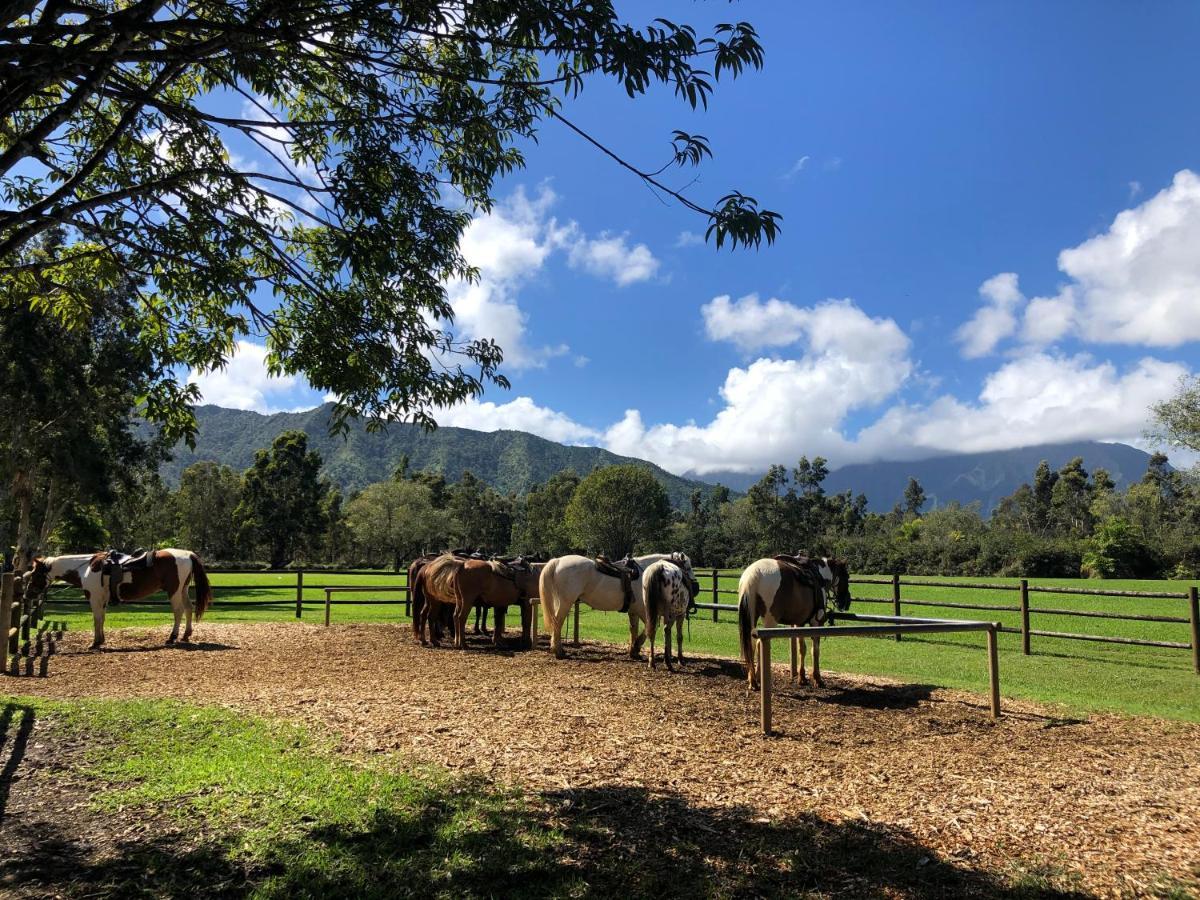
[737,555,851,689]
[24,549,213,648]
[414,554,541,649]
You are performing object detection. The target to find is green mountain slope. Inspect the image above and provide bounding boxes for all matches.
[161,404,727,507]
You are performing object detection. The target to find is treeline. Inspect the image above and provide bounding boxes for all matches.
[33,428,1200,579]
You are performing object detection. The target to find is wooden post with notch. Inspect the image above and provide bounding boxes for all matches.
[1190,585,1199,676]
[1020,578,1030,655]
[711,569,719,622]
[295,570,304,619]
[892,573,901,641]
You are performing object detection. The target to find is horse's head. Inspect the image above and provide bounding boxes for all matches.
[668,552,701,598]
[23,558,50,596]
[824,557,852,611]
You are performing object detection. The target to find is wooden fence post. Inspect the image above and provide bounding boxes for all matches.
[6,575,16,661]
[295,570,304,619]
[1190,586,1199,676]
[1020,578,1030,655]
[572,599,580,646]
[711,568,719,622]
[987,627,1001,718]
[759,636,773,736]
[892,574,902,641]
[19,576,30,656]
[324,588,332,627]
[1,573,12,673]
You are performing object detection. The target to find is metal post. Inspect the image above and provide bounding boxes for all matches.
[1020,578,1030,655]
[711,569,719,622]
[1,573,11,673]
[759,635,773,735]
[295,570,304,619]
[987,627,1001,718]
[324,588,332,627]
[892,573,902,641]
[572,599,580,646]
[1190,586,1199,676]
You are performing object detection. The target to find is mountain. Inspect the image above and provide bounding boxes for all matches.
[688,441,1158,515]
[161,404,727,507]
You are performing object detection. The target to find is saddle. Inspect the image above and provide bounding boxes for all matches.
[594,555,640,613]
[773,554,829,625]
[101,548,154,605]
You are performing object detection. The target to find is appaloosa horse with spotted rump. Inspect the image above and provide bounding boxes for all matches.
[641,553,701,671]
[23,549,213,649]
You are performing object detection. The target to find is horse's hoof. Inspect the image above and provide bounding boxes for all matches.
[814,677,824,688]
[166,636,176,645]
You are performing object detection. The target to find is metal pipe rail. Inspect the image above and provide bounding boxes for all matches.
[753,612,1001,735]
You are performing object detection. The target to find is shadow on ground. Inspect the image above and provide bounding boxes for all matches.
[0,698,1086,900]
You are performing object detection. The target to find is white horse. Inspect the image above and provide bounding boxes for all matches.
[641,556,700,671]
[538,553,693,659]
[737,556,851,689]
[25,549,213,649]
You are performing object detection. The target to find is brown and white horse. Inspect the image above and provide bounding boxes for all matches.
[737,556,851,689]
[24,549,213,649]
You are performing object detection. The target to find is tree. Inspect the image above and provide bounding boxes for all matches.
[345,480,447,570]
[236,431,328,567]
[1031,460,1058,534]
[511,469,580,556]
[904,477,926,518]
[565,465,670,557]
[1149,375,1200,453]
[175,462,243,560]
[1049,457,1092,535]
[2,3,778,432]
[446,470,512,552]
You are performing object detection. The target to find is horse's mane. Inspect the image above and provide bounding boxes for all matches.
[423,554,462,596]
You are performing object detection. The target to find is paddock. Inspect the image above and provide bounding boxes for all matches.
[4,621,1198,896]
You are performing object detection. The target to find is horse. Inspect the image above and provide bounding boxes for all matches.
[737,556,851,689]
[24,549,213,649]
[414,554,541,649]
[641,554,700,672]
[538,553,693,660]
[408,553,440,645]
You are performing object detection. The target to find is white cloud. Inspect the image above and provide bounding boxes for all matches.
[566,231,659,286]
[961,170,1200,354]
[675,230,705,248]
[188,341,313,413]
[955,273,1023,358]
[434,396,599,445]
[856,353,1189,459]
[783,155,810,179]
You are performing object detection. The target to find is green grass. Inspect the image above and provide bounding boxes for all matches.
[41,571,1200,722]
[0,696,1100,898]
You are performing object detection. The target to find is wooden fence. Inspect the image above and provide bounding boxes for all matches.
[2,571,64,676]
[33,566,1200,675]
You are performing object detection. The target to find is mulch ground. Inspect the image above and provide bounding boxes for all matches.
[4,621,1199,897]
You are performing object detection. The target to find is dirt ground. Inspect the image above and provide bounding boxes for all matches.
[4,621,1200,897]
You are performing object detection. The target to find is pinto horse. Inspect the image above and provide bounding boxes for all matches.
[413,554,540,649]
[538,553,693,660]
[24,549,213,649]
[737,556,851,689]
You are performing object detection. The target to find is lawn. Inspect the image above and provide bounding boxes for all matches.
[38,570,1200,722]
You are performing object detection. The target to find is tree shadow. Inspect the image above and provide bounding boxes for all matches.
[0,702,34,823]
[0,775,1090,899]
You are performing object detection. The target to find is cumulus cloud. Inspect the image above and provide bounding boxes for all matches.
[188,341,314,413]
[446,185,661,368]
[954,273,1023,358]
[605,298,914,474]
[959,170,1200,353]
[434,395,599,445]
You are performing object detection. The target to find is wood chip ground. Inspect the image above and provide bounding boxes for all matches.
[5,622,1199,897]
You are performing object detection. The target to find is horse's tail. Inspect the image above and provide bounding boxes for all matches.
[645,563,665,629]
[538,559,558,634]
[190,553,213,620]
[738,572,756,685]
[410,561,427,640]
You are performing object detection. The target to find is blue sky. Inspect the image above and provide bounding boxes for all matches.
[193,1,1200,475]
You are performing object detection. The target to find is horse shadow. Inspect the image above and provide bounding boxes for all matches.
[0,701,34,824]
[61,641,238,657]
[0,772,1092,898]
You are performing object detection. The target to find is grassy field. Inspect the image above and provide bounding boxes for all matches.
[39,570,1200,722]
[1,696,1094,898]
